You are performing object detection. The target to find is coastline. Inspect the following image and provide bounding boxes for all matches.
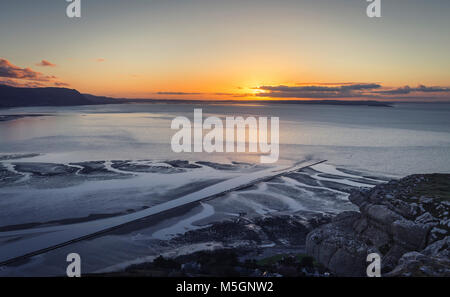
[95,174,450,277]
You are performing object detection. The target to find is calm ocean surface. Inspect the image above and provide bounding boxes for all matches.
[1,102,450,176]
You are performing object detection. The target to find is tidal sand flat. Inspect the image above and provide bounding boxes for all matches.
[0,157,385,276]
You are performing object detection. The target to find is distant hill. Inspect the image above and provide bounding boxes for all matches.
[0,85,95,108]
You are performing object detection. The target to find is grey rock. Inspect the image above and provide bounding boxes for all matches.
[415,212,438,225]
[422,237,450,258]
[306,211,369,276]
[353,217,368,234]
[305,174,450,277]
[391,220,430,250]
[360,224,391,249]
[13,162,78,176]
[348,191,368,207]
[365,205,403,227]
[385,251,450,277]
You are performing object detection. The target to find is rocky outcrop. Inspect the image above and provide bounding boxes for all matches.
[173,213,333,248]
[385,237,450,277]
[306,174,450,277]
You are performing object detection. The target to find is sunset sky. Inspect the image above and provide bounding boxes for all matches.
[1,0,449,101]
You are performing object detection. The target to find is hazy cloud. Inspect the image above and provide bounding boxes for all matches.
[296,82,366,86]
[258,84,381,92]
[0,58,55,81]
[214,92,248,97]
[156,91,248,98]
[0,78,45,88]
[255,83,450,99]
[375,85,450,95]
[54,82,70,87]
[0,58,69,88]
[157,92,203,95]
[36,60,56,67]
[256,83,381,98]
